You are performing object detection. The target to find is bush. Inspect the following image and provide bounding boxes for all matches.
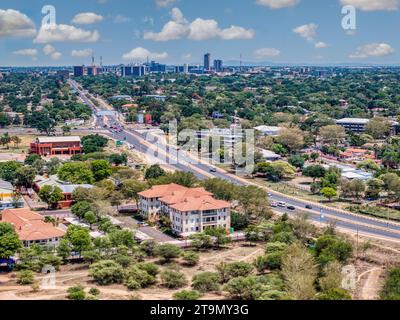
[140,240,157,256]
[136,262,159,277]
[265,242,288,254]
[124,266,156,289]
[255,253,284,272]
[17,270,35,285]
[223,276,261,300]
[191,272,220,293]
[230,211,249,231]
[381,268,400,300]
[173,290,201,300]
[182,251,199,267]
[155,244,182,262]
[89,288,100,296]
[315,235,353,265]
[217,262,254,283]
[160,270,188,289]
[89,260,124,285]
[67,285,86,300]
[317,288,352,300]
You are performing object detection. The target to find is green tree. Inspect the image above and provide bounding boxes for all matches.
[155,244,182,262]
[145,164,166,180]
[160,270,188,289]
[191,272,220,293]
[321,187,337,202]
[91,160,112,182]
[0,223,22,258]
[38,185,64,209]
[71,201,93,219]
[58,162,94,184]
[89,260,124,285]
[281,242,318,300]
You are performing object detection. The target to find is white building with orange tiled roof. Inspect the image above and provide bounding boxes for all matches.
[138,184,231,237]
[0,208,65,247]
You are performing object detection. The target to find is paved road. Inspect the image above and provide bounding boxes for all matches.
[68,79,400,242]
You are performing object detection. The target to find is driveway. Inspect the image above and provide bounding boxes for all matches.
[138,226,176,243]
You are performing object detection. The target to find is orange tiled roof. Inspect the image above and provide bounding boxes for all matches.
[169,195,230,212]
[138,183,188,198]
[159,187,212,205]
[1,208,65,241]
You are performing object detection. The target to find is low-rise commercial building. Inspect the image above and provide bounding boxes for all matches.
[0,208,65,247]
[33,175,93,208]
[138,184,231,237]
[30,136,82,156]
[336,118,398,135]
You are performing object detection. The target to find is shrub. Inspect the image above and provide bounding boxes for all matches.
[124,266,156,289]
[191,272,220,293]
[173,290,201,300]
[160,270,188,289]
[89,288,100,296]
[155,244,182,262]
[381,268,400,300]
[67,285,86,300]
[89,260,124,285]
[140,240,157,256]
[17,270,35,285]
[182,251,199,267]
[136,262,159,277]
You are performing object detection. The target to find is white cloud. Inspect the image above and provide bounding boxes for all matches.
[219,26,255,40]
[0,9,36,38]
[43,44,56,55]
[71,48,93,57]
[183,53,192,59]
[349,43,395,58]
[72,12,104,25]
[43,44,62,60]
[315,41,328,48]
[122,47,168,61]
[50,52,62,60]
[256,0,300,9]
[156,0,178,8]
[254,48,281,59]
[144,7,254,41]
[34,24,100,43]
[293,23,317,42]
[13,48,38,56]
[340,0,398,11]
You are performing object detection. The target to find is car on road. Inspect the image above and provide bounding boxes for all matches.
[277,202,286,207]
[287,206,296,211]
[270,201,278,207]
[209,168,217,173]
[305,205,313,210]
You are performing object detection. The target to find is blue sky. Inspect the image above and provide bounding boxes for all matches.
[1,0,400,66]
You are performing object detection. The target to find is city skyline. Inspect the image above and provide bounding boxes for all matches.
[1,0,400,66]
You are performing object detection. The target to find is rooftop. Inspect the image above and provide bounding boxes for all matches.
[1,208,65,241]
[36,136,81,143]
[34,175,93,194]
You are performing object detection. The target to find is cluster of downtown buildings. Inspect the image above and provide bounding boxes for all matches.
[73,53,227,78]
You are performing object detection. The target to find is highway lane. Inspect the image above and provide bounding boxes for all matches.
[68,79,400,241]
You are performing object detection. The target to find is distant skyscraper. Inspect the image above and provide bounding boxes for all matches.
[73,66,85,77]
[184,63,189,73]
[214,59,223,72]
[121,65,147,77]
[204,53,211,71]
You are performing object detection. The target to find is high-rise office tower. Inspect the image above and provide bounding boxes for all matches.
[204,53,211,71]
[214,59,223,72]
